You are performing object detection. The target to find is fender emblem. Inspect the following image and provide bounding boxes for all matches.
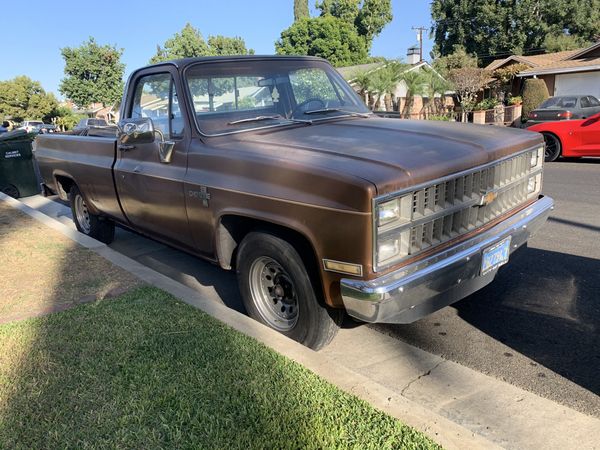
[189,186,211,207]
[478,190,498,207]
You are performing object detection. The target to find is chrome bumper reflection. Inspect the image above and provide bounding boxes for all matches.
[341,195,554,323]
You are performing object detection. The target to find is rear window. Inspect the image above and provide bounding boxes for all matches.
[539,97,578,109]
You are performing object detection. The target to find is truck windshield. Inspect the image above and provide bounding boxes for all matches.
[185,59,369,135]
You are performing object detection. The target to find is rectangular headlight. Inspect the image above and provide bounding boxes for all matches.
[527,173,542,197]
[377,195,411,229]
[377,230,410,267]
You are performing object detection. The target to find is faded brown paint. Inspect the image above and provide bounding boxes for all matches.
[35,56,544,309]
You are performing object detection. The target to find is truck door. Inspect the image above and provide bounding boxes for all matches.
[114,69,194,249]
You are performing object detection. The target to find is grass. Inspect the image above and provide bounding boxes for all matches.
[0,203,139,322]
[0,287,441,449]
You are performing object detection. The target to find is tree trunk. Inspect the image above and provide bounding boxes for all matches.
[384,94,393,112]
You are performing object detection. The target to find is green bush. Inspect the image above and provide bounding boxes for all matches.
[508,95,522,105]
[475,98,500,110]
[522,79,549,121]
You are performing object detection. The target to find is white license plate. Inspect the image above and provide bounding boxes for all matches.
[481,237,511,275]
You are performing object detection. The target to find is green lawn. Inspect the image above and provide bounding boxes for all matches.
[0,287,440,449]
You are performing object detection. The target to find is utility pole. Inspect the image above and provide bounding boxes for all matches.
[412,26,427,62]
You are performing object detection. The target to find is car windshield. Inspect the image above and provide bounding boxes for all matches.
[539,96,579,109]
[185,59,369,135]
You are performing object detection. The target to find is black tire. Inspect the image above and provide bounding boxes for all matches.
[542,133,562,162]
[69,185,115,244]
[2,185,20,198]
[236,232,342,350]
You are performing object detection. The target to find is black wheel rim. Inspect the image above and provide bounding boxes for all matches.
[543,134,559,160]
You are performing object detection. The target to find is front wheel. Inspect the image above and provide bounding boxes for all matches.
[69,185,115,244]
[543,133,562,162]
[236,232,342,350]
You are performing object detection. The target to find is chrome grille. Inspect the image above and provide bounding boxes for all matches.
[374,146,545,271]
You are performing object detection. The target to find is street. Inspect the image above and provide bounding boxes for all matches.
[23,158,600,420]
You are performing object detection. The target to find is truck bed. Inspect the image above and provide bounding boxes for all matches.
[35,132,126,221]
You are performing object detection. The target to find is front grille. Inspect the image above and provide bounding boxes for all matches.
[407,152,532,253]
[374,147,544,271]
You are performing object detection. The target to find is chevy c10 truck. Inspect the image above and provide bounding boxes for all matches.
[35,56,554,349]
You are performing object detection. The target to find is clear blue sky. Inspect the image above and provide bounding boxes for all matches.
[1,0,433,98]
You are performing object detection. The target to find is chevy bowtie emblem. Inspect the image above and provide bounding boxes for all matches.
[478,190,498,207]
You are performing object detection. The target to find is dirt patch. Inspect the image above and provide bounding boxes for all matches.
[0,202,141,323]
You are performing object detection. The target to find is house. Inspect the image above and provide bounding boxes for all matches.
[485,41,600,99]
[337,46,453,117]
[62,100,119,123]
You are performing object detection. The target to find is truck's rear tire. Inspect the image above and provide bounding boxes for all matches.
[236,232,342,350]
[69,185,115,244]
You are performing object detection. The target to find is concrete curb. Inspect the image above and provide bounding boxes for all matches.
[1,192,500,450]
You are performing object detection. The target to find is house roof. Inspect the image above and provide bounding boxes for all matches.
[484,41,600,77]
[335,62,385,80]
[517,56,600,76]
[485,49,580,71]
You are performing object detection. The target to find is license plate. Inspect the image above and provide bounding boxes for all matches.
[481,237,511,276]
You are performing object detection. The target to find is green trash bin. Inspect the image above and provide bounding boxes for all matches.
[0,130,40,198]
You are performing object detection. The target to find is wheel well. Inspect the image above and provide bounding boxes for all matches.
[54,175,75,200]
[217,215,324,298]
[541,131,562,146]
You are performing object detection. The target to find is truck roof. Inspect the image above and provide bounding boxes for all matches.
[143,54,328,71]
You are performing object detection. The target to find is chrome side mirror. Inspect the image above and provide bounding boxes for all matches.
[117,118,155,144]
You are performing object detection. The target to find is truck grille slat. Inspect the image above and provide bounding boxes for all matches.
[392,150,540,261]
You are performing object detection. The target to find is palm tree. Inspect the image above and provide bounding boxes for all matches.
[351,69,372,106]
[398,70,427,119]
[367,61,409,112]
[421,69,451,118]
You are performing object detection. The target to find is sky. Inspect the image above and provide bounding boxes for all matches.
[1,0,433,98]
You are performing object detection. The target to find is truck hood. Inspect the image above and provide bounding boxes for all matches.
[217,117,543,196]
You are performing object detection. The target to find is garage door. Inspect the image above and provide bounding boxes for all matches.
[555,72,600,99]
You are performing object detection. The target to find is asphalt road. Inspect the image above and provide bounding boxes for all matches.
[370,157,600,417]
[26,157,600,418]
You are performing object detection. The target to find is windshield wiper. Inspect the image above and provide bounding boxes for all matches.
[302,108,371,118]
[228,115,312,125]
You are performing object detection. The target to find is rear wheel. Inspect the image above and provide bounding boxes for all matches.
[236,232,342,350]
[69,185,115,244]
[543,133,562,162]
[1,185,19,198]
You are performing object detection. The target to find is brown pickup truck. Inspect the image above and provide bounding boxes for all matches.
[35,56,554,349]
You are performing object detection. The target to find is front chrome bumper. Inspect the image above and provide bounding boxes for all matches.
[341,195,554,323]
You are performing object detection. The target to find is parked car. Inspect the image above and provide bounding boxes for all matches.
[34,56,553,350]
[73,118,109,132]
[35,124,58,134]
[526,95,600,126]
[528,112,600,161]
[18,120,45,133]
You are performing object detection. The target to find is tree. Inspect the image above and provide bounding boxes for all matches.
[150,23,210,63]
[316,0,392,49]
[421,69,451,116]
[398,70,427,118]
[431,0,600,65]
[432,46,478,78]
[59,38,125,108]
[0,76,58,122]
[543,33,591,52]
[349,69,373,104]
[275,16,368,67]
[447,67,491,121]
[207,36,255,56]
[294,0,310,21]
[51,106,86,131]
[150,24,254,63]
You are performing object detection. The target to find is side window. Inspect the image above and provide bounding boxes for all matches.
[130,73,184,138]
[580,97,591,108]
[589,96,600,107]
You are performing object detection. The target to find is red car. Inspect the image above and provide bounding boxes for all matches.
[528,112,600,161]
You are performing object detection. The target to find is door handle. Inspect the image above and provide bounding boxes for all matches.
[118,144,135,151]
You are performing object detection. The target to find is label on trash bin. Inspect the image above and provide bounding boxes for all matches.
[4,150,21,159]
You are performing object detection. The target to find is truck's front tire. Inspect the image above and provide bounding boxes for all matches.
[236,232,342,350]
[69,185,115,244]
